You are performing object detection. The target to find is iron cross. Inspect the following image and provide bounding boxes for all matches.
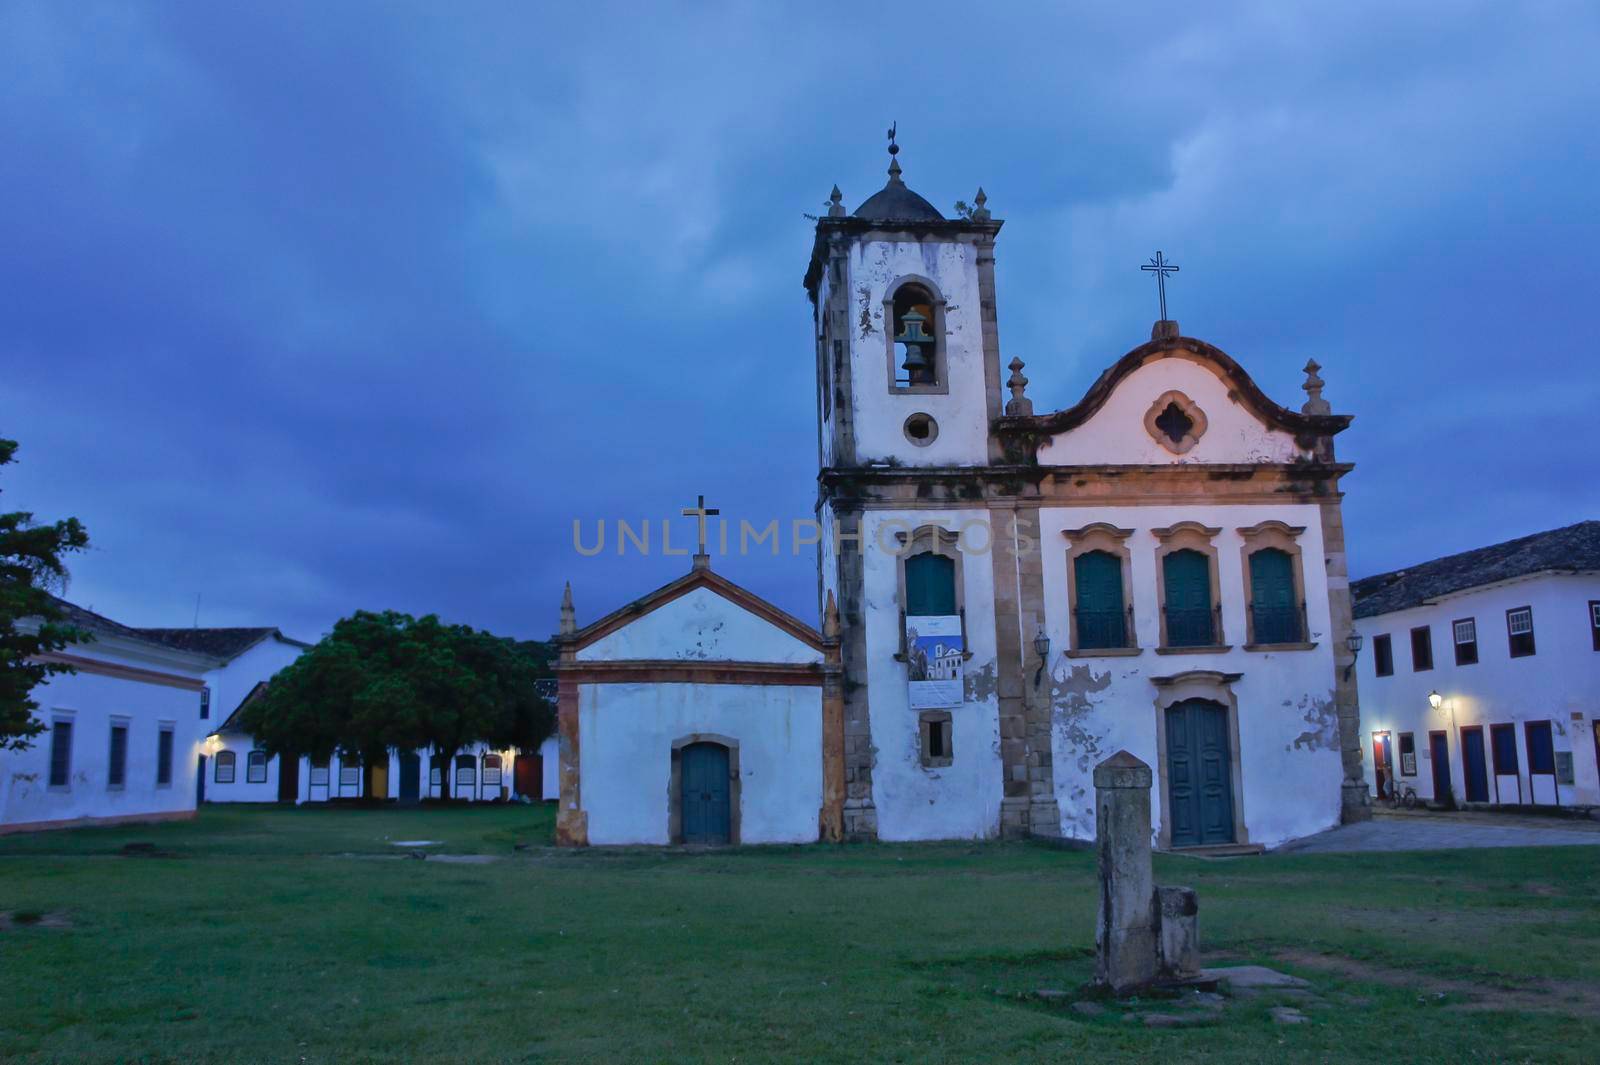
[1141,251,1180,321]
[681,494,720,555]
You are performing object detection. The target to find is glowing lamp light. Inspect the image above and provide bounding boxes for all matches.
[1428,690,1444,711]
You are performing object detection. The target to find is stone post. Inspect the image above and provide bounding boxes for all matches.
[1093,751,1160,993]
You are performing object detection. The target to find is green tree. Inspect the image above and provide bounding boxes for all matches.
[0,438,91,750]
[239,610,555,798]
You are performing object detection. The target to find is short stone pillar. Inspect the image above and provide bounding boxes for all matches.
[1158,886,1200,978]
[1093,751,1160,993]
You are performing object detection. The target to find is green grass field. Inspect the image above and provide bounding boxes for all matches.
[2,805,1598,1063]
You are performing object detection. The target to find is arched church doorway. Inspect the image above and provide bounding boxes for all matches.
[1163,698,1236,847]
[677,741,733,845]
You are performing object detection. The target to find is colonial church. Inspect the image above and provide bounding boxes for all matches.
[555,139,1369,850]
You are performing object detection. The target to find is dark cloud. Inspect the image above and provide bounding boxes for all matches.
[3,1,1597,641]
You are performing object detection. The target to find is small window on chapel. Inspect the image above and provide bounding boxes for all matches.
[919,710,953,768]
[892,284,938,388]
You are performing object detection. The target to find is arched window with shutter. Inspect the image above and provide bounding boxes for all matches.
[1073,550,1127,649]
[1248,548,1301,644]
[1163,549,1215,647]
[905,551,956,617]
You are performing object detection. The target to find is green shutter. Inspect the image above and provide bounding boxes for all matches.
[905,552,957,616]
[1073,551,1126,648]
[1163,550,1213,646]
[1248,548,1300,643]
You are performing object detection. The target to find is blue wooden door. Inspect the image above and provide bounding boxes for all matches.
[681,743,731,844]
[1165,699,1235,847]
[196,754,206,804]
[1429,732,1453,805]
[1462,727,1489,802]
[398,752,421,804]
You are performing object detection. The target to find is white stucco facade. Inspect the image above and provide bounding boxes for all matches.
[1036,503,1343,847]
[1356,572,1600,808]
[557,565,830,847]
[1,630,212,832]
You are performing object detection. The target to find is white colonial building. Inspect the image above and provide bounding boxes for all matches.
[1353,521,1600,809]
[1,602,296,832]
[556,140,1369,850]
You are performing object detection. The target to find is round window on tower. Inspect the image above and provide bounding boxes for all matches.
[903,412,939,447]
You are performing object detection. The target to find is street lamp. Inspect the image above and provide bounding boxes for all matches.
[1033,629,1050,687]
[1428,690,1443,711]
[1343,630,1365,680]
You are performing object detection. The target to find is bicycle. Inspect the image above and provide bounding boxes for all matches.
[1382,777,1419,810]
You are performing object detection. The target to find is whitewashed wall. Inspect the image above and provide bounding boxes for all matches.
[1037,359,1311,466]
[846,239,989,467]
[860,508,1004,841]
[578,680,822,845]
[1036,503,1343,848]
[1,639,211,830]
[577,587,817,664]
[1356,573,1600,807]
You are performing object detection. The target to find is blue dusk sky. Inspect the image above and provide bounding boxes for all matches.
[3,2,1597,642]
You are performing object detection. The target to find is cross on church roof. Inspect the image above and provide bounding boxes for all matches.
[681,493,720,562]
[1140,250,1180,323]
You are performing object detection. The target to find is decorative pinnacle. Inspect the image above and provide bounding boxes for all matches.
[1301,359,1331,415]
[971,187,990,221]
[823,589,840,641]
[886,121,903,184]
[827,184,846,218]
[1004,356,1033,416]
[559,581,575,636]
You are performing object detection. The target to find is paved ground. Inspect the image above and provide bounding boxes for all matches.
[1280,808,1600,853]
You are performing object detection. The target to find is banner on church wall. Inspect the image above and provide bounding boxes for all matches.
[906,615,964,709]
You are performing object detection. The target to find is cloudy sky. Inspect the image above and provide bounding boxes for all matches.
[3,2,1597,642]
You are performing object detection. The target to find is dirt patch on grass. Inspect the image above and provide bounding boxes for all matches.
[1275,949,1600,1016]
[0,910,72,930]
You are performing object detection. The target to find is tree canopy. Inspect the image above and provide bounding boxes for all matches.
[238,610,555,795]
[0,438,91,750]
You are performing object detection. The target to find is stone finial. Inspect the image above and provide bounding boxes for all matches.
[1004,356,1033,416]
[823,589,840,641]
[886,121,904,185]
[1301,359,1331,415]
[827,185,846,218]
[1151,319,1180,340]
[559,581,575,637]
[971,187,991,221]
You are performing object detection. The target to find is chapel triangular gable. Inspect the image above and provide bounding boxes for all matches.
[571,567,823,665]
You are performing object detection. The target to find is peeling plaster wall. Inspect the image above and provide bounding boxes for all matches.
[1037,504,1343,848]
[847,239,989,467]
[861,508,1004,840]
[578,681,823,845]
[1,641,209,829]
[576,587,820,665]
[1036,359,1310,466]
[1355,573,1600,808]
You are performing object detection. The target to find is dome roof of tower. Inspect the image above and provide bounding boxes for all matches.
[853,179,944,222]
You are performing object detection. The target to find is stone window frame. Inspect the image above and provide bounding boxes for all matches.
[1237,520,1316,651]
[918,710,953,768]
[668,733,742,846]
[1061,523,1140,657]
[893,524,971,662]
[1149,670,1250,850]
[1151,522,1228,654]
[882,274,950,396]
[1144,390,1208,455]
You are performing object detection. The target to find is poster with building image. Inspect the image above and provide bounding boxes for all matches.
[906,615,964,709]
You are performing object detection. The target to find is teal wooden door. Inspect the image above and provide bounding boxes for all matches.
[397,752,421,804]
[1073,550,1125,649]
[681,743,731,844]
[1163,550,1213,646]
[905,552,956,616]
[1248,548,1300,643]
[1165,699,1235,847]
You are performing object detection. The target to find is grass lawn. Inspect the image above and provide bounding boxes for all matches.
[2,805,1598,1063]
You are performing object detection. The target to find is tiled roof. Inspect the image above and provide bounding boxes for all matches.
[134,627,310,660]
[1352,520,1600,619]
